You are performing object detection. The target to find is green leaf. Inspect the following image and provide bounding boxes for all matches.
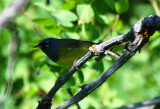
[34,57,46,68]
[98,14,109,25]
[52,10,78,22]
[94,8,109,25]
[32,18,55,25]
[77,70,84,83]
[115,0,129,14]
[91,60,104,73]
[34,2,55,12]
[52,10,78,27]
[32,17,62,34]
[132,4,155,17]
[80,23,99,41]
[105,0,115,10]
[57,20,74,27]
[149,37,160,49]
[60,0,76,10]
[62,32,80,39]
[92,0,111,14]
[44,23,62,34]
[76,4,94,23]
[49,65,62,75]
[63,77,75,89]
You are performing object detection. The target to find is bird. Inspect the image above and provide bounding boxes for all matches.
[34,38,94,66]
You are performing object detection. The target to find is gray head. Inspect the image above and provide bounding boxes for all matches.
[34,38,60,62]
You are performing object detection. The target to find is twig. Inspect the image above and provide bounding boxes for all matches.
[36,22,130,109]
[95,50,120,62]
[101,14,120,40]
[112,14,120,30]
[57,15,160,109]
[36,52,94,109]
[0,0,29,31]
[36,31,130,109]
[57,51,135,109]
[22,9,44,39]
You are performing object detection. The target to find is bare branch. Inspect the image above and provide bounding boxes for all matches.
[118,96,160,109]
[57,15,160,109]
[67,89,81,109]
[22,9,44,39]
[0,0,29,31]
[36,52,94,109]
[57,51,135,109]
[36,15,160,109]
[36,30,131,109]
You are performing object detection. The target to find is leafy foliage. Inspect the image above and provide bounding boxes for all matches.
[0,0,160,109]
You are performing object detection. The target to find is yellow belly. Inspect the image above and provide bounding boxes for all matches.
[57,46,89,66]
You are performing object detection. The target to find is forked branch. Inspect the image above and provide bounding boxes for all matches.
[37,15,160,109]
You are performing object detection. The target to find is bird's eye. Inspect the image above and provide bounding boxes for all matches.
[45,44,50,48]
[44,41,51,48]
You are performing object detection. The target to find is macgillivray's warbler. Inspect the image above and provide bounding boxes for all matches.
[34,38,95,66]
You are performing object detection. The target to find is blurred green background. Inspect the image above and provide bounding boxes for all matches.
[0,0,160,109]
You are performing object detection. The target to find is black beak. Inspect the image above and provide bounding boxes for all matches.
[33,44,40,48]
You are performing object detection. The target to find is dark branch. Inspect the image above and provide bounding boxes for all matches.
[36,52,94,109]
[37,15,160,109]
[57,51,135,109]
[118,96,160,109]
[36,31,131,109]
[57,15,160,109]
[67,89,81,109]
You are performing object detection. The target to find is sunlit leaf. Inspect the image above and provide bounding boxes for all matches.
[76,4,94,23]
[80,23,99,41]
[149,37,160,49]
[44,24,62,34]
[52,10,78,22]
[32,18,55,25]
[115,0,129,14]
[62,32,80,39]
[60,0,76,10]
[34,2,55,12]
[52,10,78,27]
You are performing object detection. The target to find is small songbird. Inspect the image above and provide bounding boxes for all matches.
[34,38,94,66]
